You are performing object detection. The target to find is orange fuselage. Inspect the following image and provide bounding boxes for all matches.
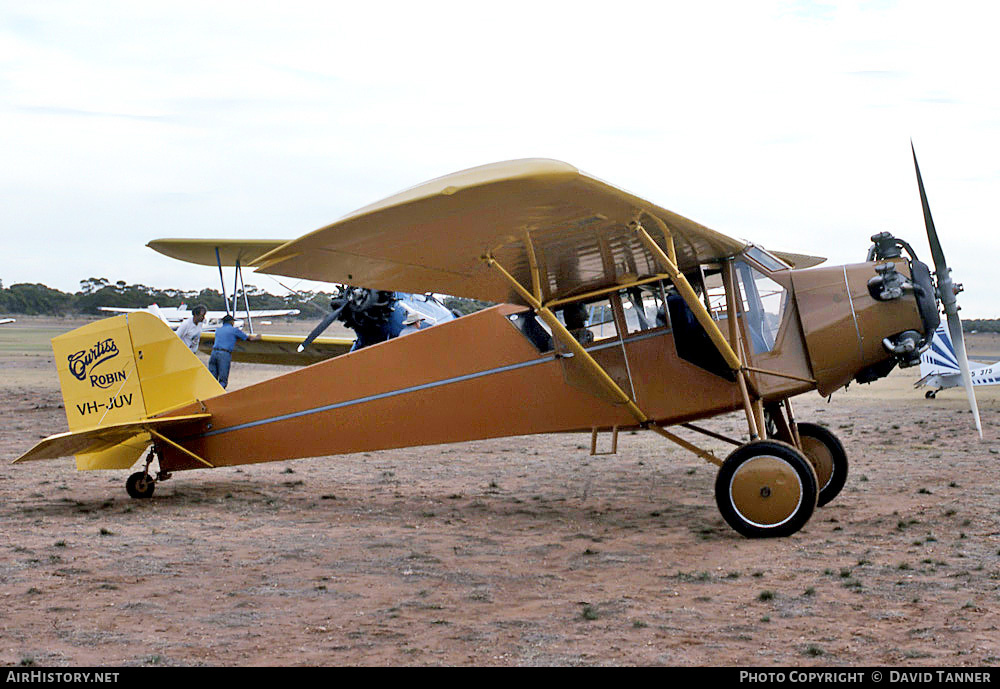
[156,260,925,472]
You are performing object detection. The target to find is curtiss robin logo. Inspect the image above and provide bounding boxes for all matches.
[68,338,120,384]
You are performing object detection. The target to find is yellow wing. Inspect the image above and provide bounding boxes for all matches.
[771,251,826,270]
[198,332,354,366]
[251,159,822,305]
[146,238,288,267]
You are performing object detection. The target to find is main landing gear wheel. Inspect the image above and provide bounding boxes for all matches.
[715,440,818,538]
[925,390,937,399]
[126,472,155,499]
[796,422,848,508]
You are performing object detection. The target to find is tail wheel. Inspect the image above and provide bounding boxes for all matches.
[126,471,155,499]
[715,440,817,538]
[796,422,848,507]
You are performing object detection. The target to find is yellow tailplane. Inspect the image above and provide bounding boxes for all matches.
[14,313,223,470]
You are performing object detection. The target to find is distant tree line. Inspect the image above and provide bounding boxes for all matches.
[0,277,336,318]
[964,319,1000,333]
[0,277,493,318]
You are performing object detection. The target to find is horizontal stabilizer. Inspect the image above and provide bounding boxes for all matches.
[12,414,211,464]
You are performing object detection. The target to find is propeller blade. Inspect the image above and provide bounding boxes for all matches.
[946,314,983,439]
[297,302,346,352]
[912,142,982,438]
[912,141,948,277]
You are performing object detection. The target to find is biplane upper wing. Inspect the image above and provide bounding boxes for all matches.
[147,238,288,267]
[249,159,823,305]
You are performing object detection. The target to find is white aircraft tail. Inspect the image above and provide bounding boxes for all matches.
[920,325,961,378]
[918,325,998,395]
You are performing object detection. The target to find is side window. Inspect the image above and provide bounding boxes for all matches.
[508,311,553,352]
[506,299,620,353]
[577,300,617,342]
[620,283,669,335]
[667,292,735,381]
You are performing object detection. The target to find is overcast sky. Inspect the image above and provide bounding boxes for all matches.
[2,1,997,316]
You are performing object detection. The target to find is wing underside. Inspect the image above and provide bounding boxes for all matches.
[147,239,288,267]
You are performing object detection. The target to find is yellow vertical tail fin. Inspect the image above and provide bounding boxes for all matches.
[48,312,223,470]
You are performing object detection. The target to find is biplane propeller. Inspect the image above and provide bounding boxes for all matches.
[13,151,981,538]
[298,287,398,352]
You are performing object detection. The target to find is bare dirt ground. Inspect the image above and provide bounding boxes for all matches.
[2,316,999,667]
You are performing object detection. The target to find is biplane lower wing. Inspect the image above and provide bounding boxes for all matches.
[198,332,354,366]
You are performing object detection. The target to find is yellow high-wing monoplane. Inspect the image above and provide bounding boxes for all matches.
[13,149,980,538]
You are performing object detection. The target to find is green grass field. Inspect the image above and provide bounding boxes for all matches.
[0,322,79,353]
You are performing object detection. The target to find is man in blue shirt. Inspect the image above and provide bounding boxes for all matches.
[208,315,261,388]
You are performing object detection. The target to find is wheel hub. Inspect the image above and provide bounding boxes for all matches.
[729,455,803,527]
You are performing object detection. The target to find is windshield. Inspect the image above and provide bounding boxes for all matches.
[745,246,789,272]
[735,261,788,355]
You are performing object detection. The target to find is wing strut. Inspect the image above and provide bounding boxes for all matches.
[214,248,254,334]
[482,255,648,424]
[215,247,229,317]
[482,251,724,466]
[486,219,772,458]
[632,222,765,441]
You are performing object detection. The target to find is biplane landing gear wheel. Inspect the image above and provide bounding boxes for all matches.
[715,440,817,538]
[796,422,848,508]
[125,472,155,499]
[925,389,937,399]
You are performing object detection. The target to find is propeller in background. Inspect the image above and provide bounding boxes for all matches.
[912,142,983,439]
[297,297,348,352]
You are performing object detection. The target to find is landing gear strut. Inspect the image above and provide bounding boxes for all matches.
[764,403,849,507]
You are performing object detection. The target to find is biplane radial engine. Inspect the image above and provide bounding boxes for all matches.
[14,147,981,538]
